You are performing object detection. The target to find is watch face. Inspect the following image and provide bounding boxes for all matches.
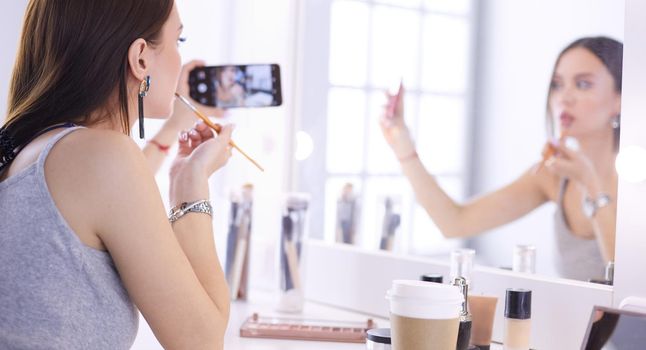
[582,197,595,218]
[596,194,611,208]
[582,194,611,218]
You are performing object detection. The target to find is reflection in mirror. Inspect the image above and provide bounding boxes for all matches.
[297,0,625,283]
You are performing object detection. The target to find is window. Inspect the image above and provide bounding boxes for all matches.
[299,0,475,256]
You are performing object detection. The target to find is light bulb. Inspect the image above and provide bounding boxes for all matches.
[294,131,314,161]
[616,145,646,183]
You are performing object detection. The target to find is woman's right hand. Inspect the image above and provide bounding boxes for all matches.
[169,122,233,204]
[379,86,416,159]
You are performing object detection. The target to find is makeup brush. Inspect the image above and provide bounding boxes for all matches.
[174,93,264,172]
[534,130,567,174]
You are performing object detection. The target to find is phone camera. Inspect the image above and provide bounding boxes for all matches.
[197,83,208,93]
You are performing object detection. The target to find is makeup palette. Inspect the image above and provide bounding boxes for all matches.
[239,313,376,343]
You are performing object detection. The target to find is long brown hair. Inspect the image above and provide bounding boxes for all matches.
[545,36,623,151]
[0,0,173,171]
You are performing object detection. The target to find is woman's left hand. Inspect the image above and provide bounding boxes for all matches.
[545,138,601,195]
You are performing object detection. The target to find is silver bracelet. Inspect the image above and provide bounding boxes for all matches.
[168,199,213,223]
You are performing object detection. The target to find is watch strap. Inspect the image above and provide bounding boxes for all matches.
[169,199,212,223]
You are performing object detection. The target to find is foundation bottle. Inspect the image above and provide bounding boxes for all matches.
[503,289,531,350]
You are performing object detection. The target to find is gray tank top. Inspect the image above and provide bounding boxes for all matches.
[553,179,606,281]
[0,127,138,349]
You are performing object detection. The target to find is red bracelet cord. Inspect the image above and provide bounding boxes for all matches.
[398,150,419,163]
[148,139,170,154]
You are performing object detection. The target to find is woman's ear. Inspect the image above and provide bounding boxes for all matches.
[127,38,150,81]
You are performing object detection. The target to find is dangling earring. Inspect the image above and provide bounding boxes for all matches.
[611,115,620,129]
[138,76,151,139]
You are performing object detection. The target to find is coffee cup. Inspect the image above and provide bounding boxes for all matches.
[386,280,463,350]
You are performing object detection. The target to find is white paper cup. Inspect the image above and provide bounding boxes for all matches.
[386,280,463,350]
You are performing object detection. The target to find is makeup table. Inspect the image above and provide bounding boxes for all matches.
[132,289,387,349]
[132,289,505,349]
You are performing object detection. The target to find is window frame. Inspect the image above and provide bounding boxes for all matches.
[296,0,478,255]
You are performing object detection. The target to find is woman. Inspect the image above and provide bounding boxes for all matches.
[381,37,622,281]
[0,1,231,349]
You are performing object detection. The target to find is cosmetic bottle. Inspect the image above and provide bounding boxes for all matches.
[605,261,615,285]
[450,249,475,286]
[452,277,472,350]
[512,245,536,274]
[468,294,498,350]
[503,289,532,350]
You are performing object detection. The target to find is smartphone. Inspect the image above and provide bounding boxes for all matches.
[188,64,282,108]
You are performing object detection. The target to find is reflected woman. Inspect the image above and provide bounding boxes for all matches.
[216,65,246,108]
[380,37,622,281]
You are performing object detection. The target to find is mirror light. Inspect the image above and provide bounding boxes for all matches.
[295,131,314,161]
[616,145,646,183]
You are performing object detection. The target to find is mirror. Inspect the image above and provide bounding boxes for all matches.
[296,0,625,283]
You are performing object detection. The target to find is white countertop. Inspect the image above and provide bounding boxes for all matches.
[132,289,388,350]
[132,289,503,349]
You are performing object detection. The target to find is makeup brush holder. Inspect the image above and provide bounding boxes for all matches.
[277,193,310,312]
[378,195,402,252]
[225,184,254,301]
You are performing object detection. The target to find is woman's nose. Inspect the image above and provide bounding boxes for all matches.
[556,87,575,107]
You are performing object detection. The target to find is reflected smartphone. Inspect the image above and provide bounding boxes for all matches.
[188,64,282,108]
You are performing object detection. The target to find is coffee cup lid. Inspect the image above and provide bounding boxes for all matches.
[387,280,463,302]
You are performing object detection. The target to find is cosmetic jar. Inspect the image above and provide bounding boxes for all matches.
[420,273,444,283]
[512,245,536,274]
[366,328,391,350]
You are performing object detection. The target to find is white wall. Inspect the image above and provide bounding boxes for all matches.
[0,1,27,120]
[166,0,296,293]
[614,0,646,309]
[470,0,625,276]
[175,0,298,292]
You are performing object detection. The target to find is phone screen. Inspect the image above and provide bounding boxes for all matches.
[188,64,282,108]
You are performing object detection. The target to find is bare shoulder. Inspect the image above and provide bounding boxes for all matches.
[46,128,151,186]
[46,127,158,205]
[45,128,159,235]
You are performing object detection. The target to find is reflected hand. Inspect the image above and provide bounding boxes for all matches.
[545,138,602,195]
[379,85,415,159]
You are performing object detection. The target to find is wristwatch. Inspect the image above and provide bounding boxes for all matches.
[582,193,611,218]
[168,199,213,223]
